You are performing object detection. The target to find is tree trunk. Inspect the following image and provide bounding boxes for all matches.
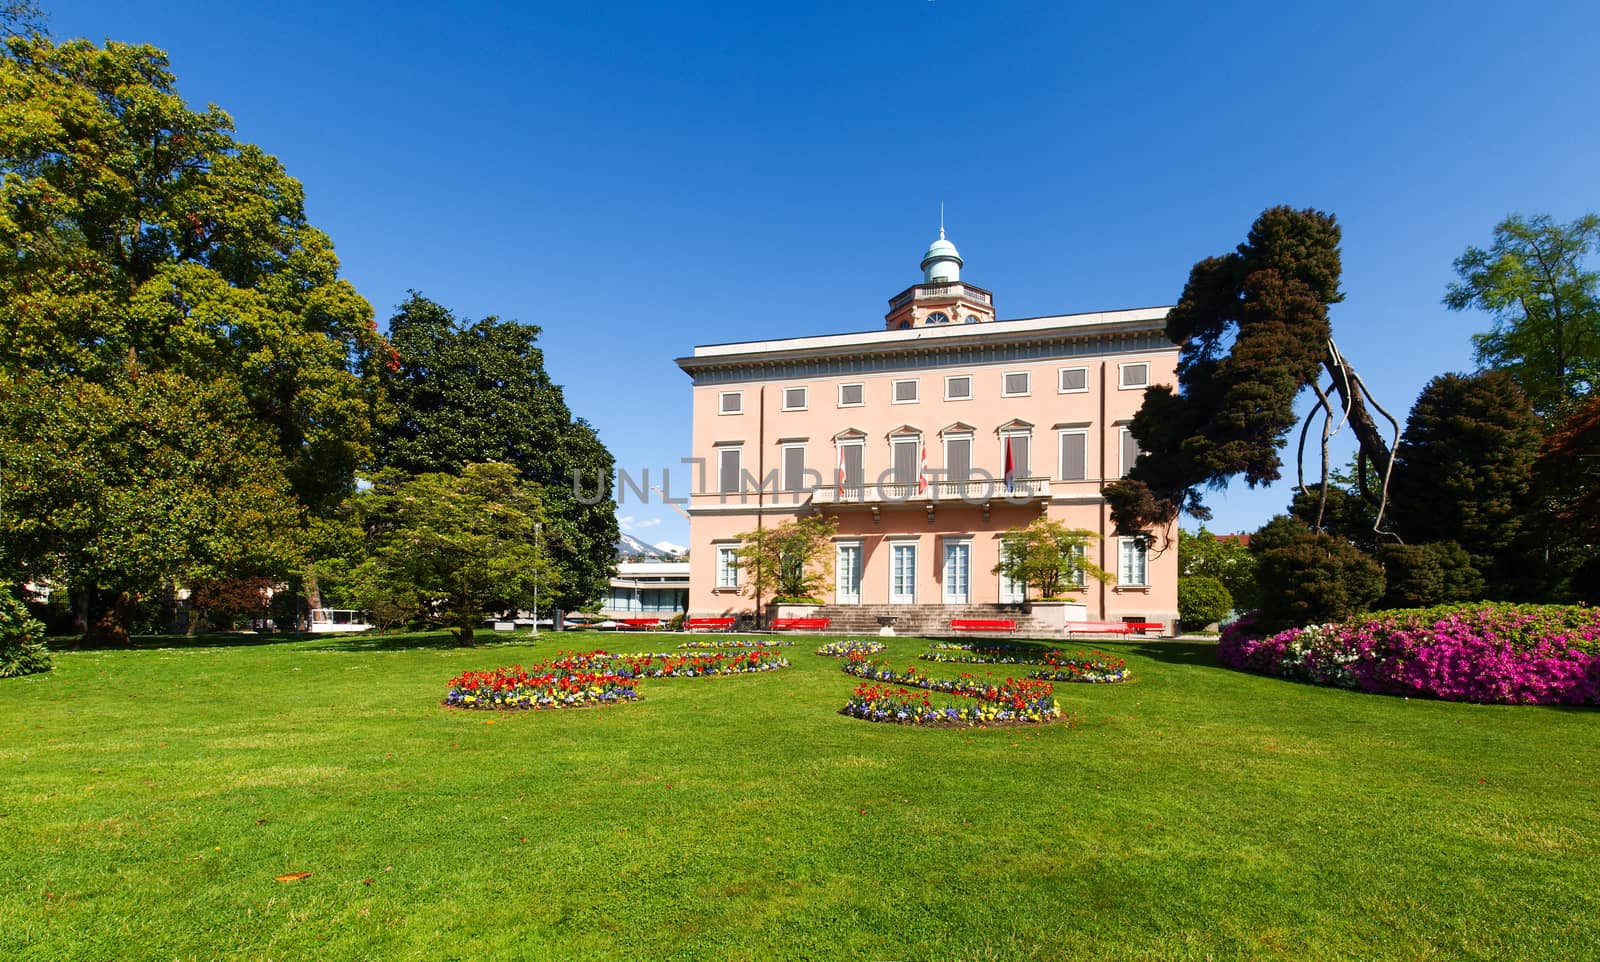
[455,623,476,647]
[1320,352,1396,495]
[87,589,133,646]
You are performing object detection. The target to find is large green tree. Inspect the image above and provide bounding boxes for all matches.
[350,463,553,646]
[1387,370,1544,594]
[1445,213,1600,415]
[0,37,390,514]
[1539,396,1600,601]
[380,293,617,612]
[0,367,305,642]
[993,518,1112,600]
[1104,207,1398,540]
[1178,526,1259,612]
[731,514,838,604]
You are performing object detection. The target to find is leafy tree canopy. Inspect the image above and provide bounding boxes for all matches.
[992,518,1111,600]
[349,463,554,646]
[1178,576,1232,629]
[1106,207,1398,539]
[1178,526,1259,612]
[1445,213,1600,415]
[731,514,838,603]
[0,36,390,514]
[380,293,617,612]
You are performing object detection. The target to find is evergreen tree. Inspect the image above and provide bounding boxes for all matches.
[380,293,617,612]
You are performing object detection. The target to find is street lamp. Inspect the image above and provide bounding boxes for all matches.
[532,521,542,637]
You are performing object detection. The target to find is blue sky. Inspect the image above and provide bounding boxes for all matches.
[51,0,1600,546]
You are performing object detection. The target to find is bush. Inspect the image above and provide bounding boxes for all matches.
[1256,532,1384,632]
[1218,603,1600,705]
[1377,542,1484,609]
[1178,576,1233,629]
[0,588,52,679]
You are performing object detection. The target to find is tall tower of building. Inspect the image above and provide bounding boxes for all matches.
[884,224,996,330]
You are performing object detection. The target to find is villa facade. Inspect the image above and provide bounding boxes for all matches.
[675,231,1179,630]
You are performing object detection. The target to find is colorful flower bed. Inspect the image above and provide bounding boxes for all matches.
[918,643,1130,682]
[816,639,886,657]
[841,679,1064,726]
[444,649,789,710]
[1217,604,1600,705]
[676,639,791,650]
[838,653,1065,725]
[444,665,639,710]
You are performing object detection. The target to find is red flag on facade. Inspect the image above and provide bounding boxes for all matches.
[1003,434,1015,493]
[919,442,930,494]
[836,444,846,496]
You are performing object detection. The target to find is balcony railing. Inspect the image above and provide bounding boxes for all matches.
[888,283,993,311]
[811,476,1050,507]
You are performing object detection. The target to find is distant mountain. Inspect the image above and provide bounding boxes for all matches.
[616,533,680,560]
[653,540,687,556]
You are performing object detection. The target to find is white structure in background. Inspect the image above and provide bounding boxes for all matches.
[601,562,691,618]
[308,608,373,633]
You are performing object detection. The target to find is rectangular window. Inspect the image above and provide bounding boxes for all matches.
[1001,433,1031,479]
[1059,430,1087,481]
[719,391,743,414]
[1120,426,1142,478]
[782,443,807,493]
[718,446,742,495]
[998,538,1027,603]
[943,541,970,604]
[944,375,972,400]
[716,546,739,589]
[1059,367,1088,393]
[836,542,863,604]
[1003,371,1031,396]
[892,379,919,404]
[892,437,920,485]
[838,383,864,407]
[944,435,972,483]
[1069,543,1088,588]
[1119,362,1149,389]
[890,542,917,604]
[1118,538,1148,587]
[839,442,865,487]
[782,386,807,411]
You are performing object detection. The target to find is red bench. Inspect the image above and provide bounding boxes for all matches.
[771,617,830,631]
[617,618,662,630]
[951,618,1018,633]
[686,617,737,632]
[1065,621,1165,636]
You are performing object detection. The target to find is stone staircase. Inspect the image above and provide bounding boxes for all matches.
[807,603,1048,638]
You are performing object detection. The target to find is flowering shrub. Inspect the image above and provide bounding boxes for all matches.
[444,665,639,710]
[816,639,885,657]
[0,588,50,679]
[841,678,1064,726]
[1217,604,1600,705]
[677,639,791,650]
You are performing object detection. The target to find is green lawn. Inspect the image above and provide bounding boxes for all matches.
[1,630,1595,961]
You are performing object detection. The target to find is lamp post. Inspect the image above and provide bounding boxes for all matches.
[532,521,542,637]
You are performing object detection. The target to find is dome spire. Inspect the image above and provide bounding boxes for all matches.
[921,207,962,283]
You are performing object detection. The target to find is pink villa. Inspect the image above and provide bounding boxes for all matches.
[674,230,1178,634]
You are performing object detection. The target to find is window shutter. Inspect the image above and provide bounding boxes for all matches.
[946,437,971,483]
[1122,430,1141,478]
[1060,434,1086,480]
[719,448,741,494]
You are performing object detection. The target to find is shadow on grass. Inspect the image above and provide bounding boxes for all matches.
[1128,637,1226,670]
[46,631,306,653]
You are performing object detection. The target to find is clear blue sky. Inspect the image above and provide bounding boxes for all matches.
[51,0,1600,547]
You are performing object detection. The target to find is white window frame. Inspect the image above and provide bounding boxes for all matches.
[942,538,971,605]
[1057,428,1089,481]
[837,438,866,489]
[1001,370,1032,397]
[715,545,740,590]
[1058,366,1089,394]
[891,378,920,404]
[888,539,918,605]
[943,432,973,484]
[890,435,922,486]
[944,374,973,401]
[1118,537,1149,587]
[717,445,743,495]
[781,442,807,493]
[781,386,808,411]
[837,382,865,408]
[1119,425,1142,479]
[1068,542,1088,589]
[718,390,743,415]
[999,430,1031,480]
[1118,362,1150,390]
[835,540,863,604]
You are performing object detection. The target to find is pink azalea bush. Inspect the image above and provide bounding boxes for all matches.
[1218,604,1600,705]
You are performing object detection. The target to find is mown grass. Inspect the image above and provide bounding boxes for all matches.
[0,630,1595,961]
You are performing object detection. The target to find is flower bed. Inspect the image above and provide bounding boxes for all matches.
[841,680,1064,726]
[1217,604,1600,705]
[918,643,1129,681]
[546,649,790,678]
[444,665,639,710]
[816,639,885,657]
[677,639,791,650]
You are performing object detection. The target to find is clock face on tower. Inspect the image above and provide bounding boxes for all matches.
[925,312,950,325]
